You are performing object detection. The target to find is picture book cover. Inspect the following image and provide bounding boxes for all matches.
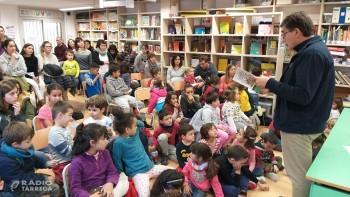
[220,40,226,53]
[232,45,242,54]
[125,18,135,26]
[174,41,180,51]
[120,28,127,39]
[220,22,229,34]
[142,16,150,26]
[235,22,244,34]
[233,67,257,91]
[218,59,228,71]
[266,40,277,55]
[261,63,276,76]
[168,25,175,34]
[151,15,156,26]
[250,44,262,55]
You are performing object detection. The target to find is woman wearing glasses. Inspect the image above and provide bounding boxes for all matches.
[37,41,59,79]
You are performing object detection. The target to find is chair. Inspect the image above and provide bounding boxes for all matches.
[82,81,89,115]
[32,116,41,131]
[103,84,120,116]
[32,127,50,151]
[131,73,142,81]
[135,88,155,129]
[141,78,151,88]
[174,81,184,91]
[62,163,71,197]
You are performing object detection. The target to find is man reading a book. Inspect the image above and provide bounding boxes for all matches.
[251,11,335,197]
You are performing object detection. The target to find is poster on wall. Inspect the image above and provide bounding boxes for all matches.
[6,26,15,40]
[20,9,63,19]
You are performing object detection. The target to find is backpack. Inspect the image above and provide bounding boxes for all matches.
[189,108,205,142]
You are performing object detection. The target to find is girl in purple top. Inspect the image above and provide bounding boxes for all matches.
[69,123,129,197]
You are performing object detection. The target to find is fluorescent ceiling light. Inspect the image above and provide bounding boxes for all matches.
[59,6,94,11]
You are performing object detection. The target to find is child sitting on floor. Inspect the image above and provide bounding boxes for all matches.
[147,79,167,114]
[176,123,195,171]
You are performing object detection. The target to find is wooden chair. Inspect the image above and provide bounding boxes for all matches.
[62,163,71,197]
[141,78,151,88]
[131,73,142,81]
[103,84,120,116]
[82,81,89,115]
[135,88,155,129]
[174,81,184,91]
[32,127,50,151]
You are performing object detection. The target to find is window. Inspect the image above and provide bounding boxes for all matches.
[23,20,62,54]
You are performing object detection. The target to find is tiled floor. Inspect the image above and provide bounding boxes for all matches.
[67,93,292,197]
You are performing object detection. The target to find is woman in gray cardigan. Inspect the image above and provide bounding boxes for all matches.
[74,37,92,95]
[166,54,185,92]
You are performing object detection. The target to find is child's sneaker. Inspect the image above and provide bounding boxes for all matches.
[257,176,266,184]
[265,172,279,182]
[161,155,169,165]
[279,165,285,171]
[248,181,257,190]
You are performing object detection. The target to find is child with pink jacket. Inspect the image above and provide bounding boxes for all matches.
[147,79,167,113]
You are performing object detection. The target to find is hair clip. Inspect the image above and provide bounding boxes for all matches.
[249,137,256,140]
[167,179,183,184]
[243,126,247,132]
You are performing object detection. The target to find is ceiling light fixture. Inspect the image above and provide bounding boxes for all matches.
[59,6,94,11]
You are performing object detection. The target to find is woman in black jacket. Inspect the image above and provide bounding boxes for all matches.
[92,39,113,78]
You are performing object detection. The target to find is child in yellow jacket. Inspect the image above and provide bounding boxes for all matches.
[63,49,80,96]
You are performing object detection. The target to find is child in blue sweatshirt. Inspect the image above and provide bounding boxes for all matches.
[85,63,102,97]
[0,122,59,196]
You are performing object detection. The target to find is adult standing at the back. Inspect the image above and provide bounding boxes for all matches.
[54,37,68,65]
[166,54,185,92]
[92,39,113,78]
[73,37,92,94]
[194,56,218,93]
[252,11,335,197]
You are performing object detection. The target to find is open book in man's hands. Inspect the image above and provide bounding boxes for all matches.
[233,67,261,93]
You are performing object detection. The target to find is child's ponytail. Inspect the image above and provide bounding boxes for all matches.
[150,169,184,197]
[200,75,220,101]
[72,123,108,156]
[243,126,258,149]
[112,107,135,135]
[190,143,219,181]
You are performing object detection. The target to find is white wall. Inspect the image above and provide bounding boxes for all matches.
[0,4,21,47]
[64,11,76,42]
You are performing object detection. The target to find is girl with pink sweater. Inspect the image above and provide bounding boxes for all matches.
[147,79,167,113]
[183,143,224,197]
[232,126,266,183]
[219,64,236,93]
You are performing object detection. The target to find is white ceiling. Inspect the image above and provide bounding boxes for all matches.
[0,0,98,10]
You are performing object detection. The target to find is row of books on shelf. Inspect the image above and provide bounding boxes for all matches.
[120,28,138,39]
[321,26,350,45]
[168,24,185,35]
[335,70,350,85]
[140,29,160,40]
[168,42,186,52]
[250,40,278,55]
[191,37,211,53]
[91,22,107,30]
[75,23,90,31]
[109,32,118,40]
[91,33,106,39]
[334,57,350,65]
[77,33,90,39]
[109,22,118,29]
[141,15,160,26]
[148,44,161,54]
[92,12,107,20]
